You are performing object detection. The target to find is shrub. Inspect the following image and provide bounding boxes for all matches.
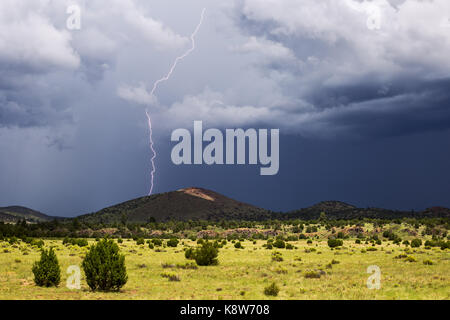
[234,241,243,249]
[152,239,162,246]
[423,259,434,265]
[63,238,89,247]
[327,239,343,248]
[304,270,322,279]
[136,238,145,245]
[273,239,285,249]
[355,239,361,244]
[405,256,417,262]
[82,239,128,292]
[307,239,313,244]
[411,239,422,248]
[31,239,44,248]
[213,240,223,248]
[185,248,195,260]
[176,262,198,270]
[192,242,219,266]
[117,238,123,244]
[161,271,180,282]
[274,267,288,274]
[32,248,61,287]
[263,282,279,296]
[148,243,154,249]
[271,251,283,262]
[166,238,179,248]
[285,243,294,250]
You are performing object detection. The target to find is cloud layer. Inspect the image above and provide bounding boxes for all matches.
[1,0,450,215]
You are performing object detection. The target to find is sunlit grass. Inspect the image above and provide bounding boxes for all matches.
[0,238,448,300]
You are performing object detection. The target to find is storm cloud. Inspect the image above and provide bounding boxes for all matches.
[1,0,450,216]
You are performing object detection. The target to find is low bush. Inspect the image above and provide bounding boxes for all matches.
[331,259,340,265]
[304,270,322,279]
[176,262,198,269]
[263,282,279,296]
[411,239,422,248]
[405,256,417,262]
[185,248,195,260]
[273,239,286,249]
[161,271,180,282]
[63,238,88,247]
[192,242,219,266]
[271,251,283,262]
[166,238,179,248]
[327,239,343,248]
[152,239,163,246]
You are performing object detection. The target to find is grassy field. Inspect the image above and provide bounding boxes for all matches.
[0,237,448,300]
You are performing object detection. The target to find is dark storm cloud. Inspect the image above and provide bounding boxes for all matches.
[228,0,450,138]
[314,79,450,138]
[1,0,450,216]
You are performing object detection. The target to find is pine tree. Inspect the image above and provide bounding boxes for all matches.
[32,247,61,287]
[82,239,128,292]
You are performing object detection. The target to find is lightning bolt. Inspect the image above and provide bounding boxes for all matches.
[145,109,157,196]
[145,8,206,196]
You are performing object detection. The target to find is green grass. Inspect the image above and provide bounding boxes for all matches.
[0,239,448,300]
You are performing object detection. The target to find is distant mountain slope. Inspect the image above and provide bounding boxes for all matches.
[77,187,271,223]
[310,201,356,213]
[284,202,450,220]
[0,206,55,223]
[1,189,449,224]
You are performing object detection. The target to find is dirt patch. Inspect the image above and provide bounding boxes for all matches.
[179,188,215,201]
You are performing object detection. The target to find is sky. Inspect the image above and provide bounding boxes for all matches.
[1,0,450,217]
